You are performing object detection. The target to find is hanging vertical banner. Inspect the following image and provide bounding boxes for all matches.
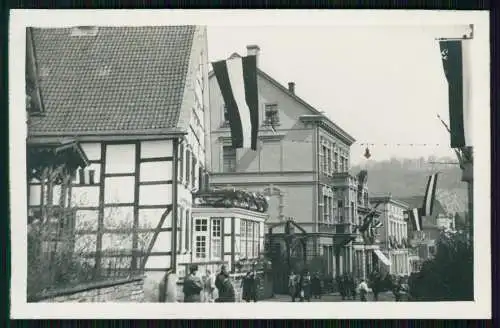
[212,55,259,150]
[439,38,473,148]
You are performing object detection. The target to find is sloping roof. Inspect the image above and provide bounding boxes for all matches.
[28,26,196,136]
[208,54,355,144]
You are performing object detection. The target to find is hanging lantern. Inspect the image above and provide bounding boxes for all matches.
[364,147,371,159]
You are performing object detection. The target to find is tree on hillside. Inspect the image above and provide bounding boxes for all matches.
[409,229,473,301]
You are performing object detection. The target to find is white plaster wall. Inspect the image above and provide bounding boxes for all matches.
[140,140,173,158]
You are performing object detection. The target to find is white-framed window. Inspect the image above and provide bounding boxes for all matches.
[194,218,208,259]
[185,149,191,186]
[264,103,279,126]
[222,146,236,173]
[239,219,259,259]
[326,147,332,175]
[211,218,222,259]
[323,195,328,222]
[195,236,207,259]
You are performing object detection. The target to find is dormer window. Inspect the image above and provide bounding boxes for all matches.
[264,103,279,126]
[70,26,99,37]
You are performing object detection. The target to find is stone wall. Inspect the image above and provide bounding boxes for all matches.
[31,277,145,303]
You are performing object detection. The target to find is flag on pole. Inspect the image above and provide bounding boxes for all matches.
[421,173,439,217]
[407,208,423,232]
[439,39,472,148]
[212,55,259,150]
[359,204,380,233]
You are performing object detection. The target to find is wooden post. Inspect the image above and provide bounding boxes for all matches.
[171,139,179,272]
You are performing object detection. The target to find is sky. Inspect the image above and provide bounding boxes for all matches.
[207,25,470,165]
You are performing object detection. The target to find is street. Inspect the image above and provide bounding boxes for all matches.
[262,291,397,302]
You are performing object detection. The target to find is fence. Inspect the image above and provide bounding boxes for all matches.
[28,218,146,300]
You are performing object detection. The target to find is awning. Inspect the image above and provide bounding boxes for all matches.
[374,249,391,266]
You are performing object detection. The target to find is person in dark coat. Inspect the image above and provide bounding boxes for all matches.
[183,265,203,303]
[216,275,235,302]
[288,271,299,302]
[348,274,357,300]
[337,275,346,300]
[311,272,322,299]
[392,276,403,302]
[299,270,312,302]
[370,270,382,301]
[215,265,229,293]
[242,271,259,302]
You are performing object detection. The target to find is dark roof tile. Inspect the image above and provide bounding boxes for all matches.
[29,26,196,135]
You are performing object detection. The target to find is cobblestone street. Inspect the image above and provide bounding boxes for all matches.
[262,292,397,302]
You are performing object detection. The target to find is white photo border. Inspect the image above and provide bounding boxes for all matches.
[10,9,491,319]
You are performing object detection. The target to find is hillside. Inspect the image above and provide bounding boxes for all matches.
[351,156,468,213]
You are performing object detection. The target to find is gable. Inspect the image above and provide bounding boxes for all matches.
[28,26,197,136]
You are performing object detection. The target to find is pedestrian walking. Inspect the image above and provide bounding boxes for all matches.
[337,275,346,300]
[215,265,229,293]
[392,276,403,302]
[356,279,372,302]
[370,270,382,301]
[183,265,203,303]
[202,270,216,302]
[348,274,357,300]
[288,271,299,302]
[216,274,236,302]
[299,270,312,302]
[311,272,322,299]
[242,270,258,302]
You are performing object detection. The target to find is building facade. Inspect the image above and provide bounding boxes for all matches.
[399,196,449,272]
[27,26,211,300]
[209,45,363,278]
[370,196,411,276]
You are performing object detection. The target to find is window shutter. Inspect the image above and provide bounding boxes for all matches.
[192,157,197,189]
[178,143,184,182]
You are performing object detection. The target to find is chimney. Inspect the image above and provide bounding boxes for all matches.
[246,44,260,66]
[288,82,295,94]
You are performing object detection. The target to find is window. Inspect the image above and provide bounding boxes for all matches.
[185,209,190,251]
[178,143,184,182]
[178,207,183,252]
[351,202,355,224]
[334,151,339,172]
[191,157,197,189]
[195,236,207,258]
[321,145,328,173]
[195,218,208,232]
[223,146,236,173]
[185,149,191,186]
[222,105,230,126]
[240,219,258,259]
[211,218,222,259]
[326,147,332,174]
[323,196,329,222]
[264,104,279,125]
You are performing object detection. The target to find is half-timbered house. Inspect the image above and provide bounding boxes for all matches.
[27,25,211,300]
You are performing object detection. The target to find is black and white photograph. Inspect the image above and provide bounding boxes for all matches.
[10,10,490,319]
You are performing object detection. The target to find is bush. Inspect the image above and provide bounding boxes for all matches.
[409,230,473,301]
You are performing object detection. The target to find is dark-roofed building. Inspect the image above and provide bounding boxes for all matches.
[398,196,451,272]
[27,25,211,301]
[370,195,411,277]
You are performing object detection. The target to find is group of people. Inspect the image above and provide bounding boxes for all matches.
[182,264,260,303]
[288,270,323,302]
[285,269,410,302]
